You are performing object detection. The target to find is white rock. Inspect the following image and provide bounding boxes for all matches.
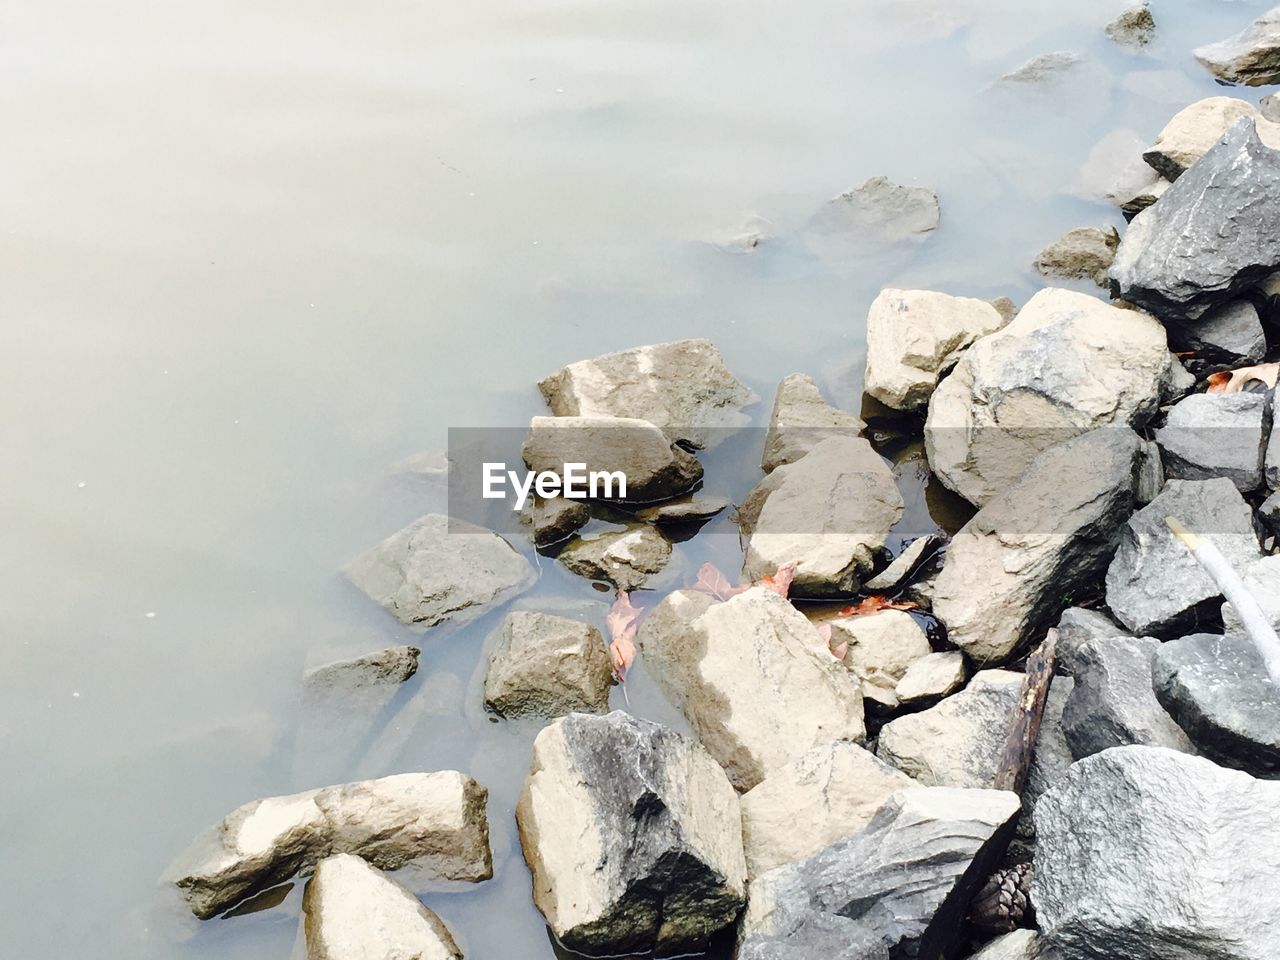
[1144,97,1280,181]
[830,609,932,708]
[895,651,967,704]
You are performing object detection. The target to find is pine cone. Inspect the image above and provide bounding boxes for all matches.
[969,863,1032,933]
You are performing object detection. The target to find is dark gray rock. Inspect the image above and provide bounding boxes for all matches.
[1154,391,1271,492]
[1033,226,1118,287]
[1106,4,1154,48]
[1152,632,1280,776]
[521,494,590,547]
[1265,414,1280,490]
[1165,299,1266,364]
[1055,606,1133,677]
[1195,6,1280,86]
[1034,746,1280,960]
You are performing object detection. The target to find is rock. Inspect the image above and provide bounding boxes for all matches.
[537,338,757,449]
[1102,138,1171,214]
[932,427,1145,664]
[1077,129,1146,200]
[968,929,1043,960]
[743,437,903,597]
[863,289,1008,412]
[1266,416,1280,490]
[1153,632,1280,776]
[303,645,420,693]
[989,296,1019,324]
[924,288,1174,507]
[634,496,728,524]
[1105,4,1154,48]
[760,374,865,472]
[1054,606,1134,677]
[808,176,940,247]
[345,514,535,632]
[895,651,967,704]
[520,495,590,547]
[1261,491,1280,537]
[1136,438,1165,505]
[830,610,933,709]
[515,711,746,956]
[863,534,943,592]
[1195,6,1280,86]
[1165,299,1267,364]
[638,587,865,790]
[1033,746,1280,960]
[1155,391,1271,492]
[1143,97,1280,181]
[164,771,492,919]
[522,415,703,504]
[302,854,462,960]
[1263,92,1280,122]
[738,787,1021,960]
[739,740,913,877]
[557,524,672,590]
[1109,119,1280,320]
[483,611,612,719]
[1105,478,1262,636]
[1001,50,1084,84]
[1033,227,1119,287]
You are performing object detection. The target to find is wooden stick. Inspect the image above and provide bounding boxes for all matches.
[993,629,1059,794]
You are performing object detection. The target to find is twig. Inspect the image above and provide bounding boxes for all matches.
[993,629,1059,794]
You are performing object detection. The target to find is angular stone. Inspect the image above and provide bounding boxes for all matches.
[345,514,535,632]
[303,645,420,694]
[1107,150,1170,215]
[638,587,865,790]
[933,427,1144,664]
[1263,92,1280,122]
[483,611,612,719]
[164,771,492,919]
[1221,555,1280,639]
[863,534,943,592]
[863,289,1008,413]
[760,373,864,472]
[1155,391,1270,492]
[558,524,672,591]
[1143,97,1280,181]
[1034,746,1280,960]
[537,338,757,449]
[1259,490,1280,534]
[1106,4,1154,48]
[1001,50,1085,84]
[831,609,932,708]
[1195,6,1280,86]
[1165,299,1266,364]
[521,494,590,547]
[1266,416,1280,490]
[808,176,940,246]
[1054,606,1134,677]
[516,712,746,956]
[634,495,728,524]
[1033,226,1118,287]
[968,929,1043,960]
[303,854,462,960]
[895,650,967,705]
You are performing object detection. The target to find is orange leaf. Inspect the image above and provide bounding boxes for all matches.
[837,596,918,618]
[606,590,643,682]
[692,562,750,601]
[1206,362,1280,394]
[758,561,798,599]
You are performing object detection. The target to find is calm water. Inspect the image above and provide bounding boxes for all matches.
[1,0,1264,955]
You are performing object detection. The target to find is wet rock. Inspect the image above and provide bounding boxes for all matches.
[1143,97,1280,181]
[808,176,940,247]
[483,611,612,719]
[345,514,535,632]
[638,587,865,790]
[1033,226,1118,287]
[1106,147,1170,215]
[302,854,462,960]
[537,338,757,449]
[635,496,728,524]
[1110,119,1280,320]
[743,437,903,597]
[558,524,671,591]
[1105,478,1262,636]
[863,534,943,592]
[1153,632,1280,776]
[1155,391,1271,492]
[760,373,865,472]
[831,609,932,709]
[164,771,492,919]
[1194,6,1280,86]
[1001,51,1084,84]
[924,288,1174,507]
[739,740,913,877]
[738,787,1021,960]
[1055,606,1134,676]
[1034,746,1280,960]
[895,650,967,705]
[303,646,420,693]
[1165,299,1266,364]
[1105,4,1154,48]
[933,427,1145,664]
[516,711,746,956]
[863,289,1008,413]
[520,495,590,547]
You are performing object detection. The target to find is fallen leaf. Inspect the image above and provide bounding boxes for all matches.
[837,595,918,618]
[1206,362,1280,394]
[606,590,643,682]
[692,562,748,601]
[758,561,798,598]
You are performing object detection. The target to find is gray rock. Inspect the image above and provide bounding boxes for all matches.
[967,929,1043,960]
[863,534,943,592]
[1224,555,1280,638]
[1165,299,1267,364]
[1105,4,1154,48]
[831,609,933,709]
[537,338,757,449]
[1034,746,1280,960]
[1033,226,1118,287]
[164,771,492,919]
[1263,92,1280,122]
[761,373,865,472]
[1195,5,1280,86]
[634,495,728,524]
[1258,490,1280,534]
[895,651,968,705]
[1266,415,1280,489]
[521,495,590,547]
[558,524,672,591]
[516,712,746,956]
[808,176,940,247]
[1136,437,1165,505]
[1054,606,1134,677]
[1000,50,1084,84]
[738,787,1021,960]
[1143,97,1280,181]
[1105,478,1262,636]
[345,514,536,632]
[483,611,612,719]
[303,645,420,693]
[1155,391,1271,492]
[1153,632,1280,776]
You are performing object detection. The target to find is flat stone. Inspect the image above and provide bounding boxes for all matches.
[831,609,932,708]
[1143,97,1280,181]
[1105,4,1154,48]
[760,373,865,472]
[483,611,613,719]
[895,651,967,704]
[634,496,728,524]
[1155,391,1270,492]
[807,176,940,247]
[1054,606,1134,677]
[521,495,590,547]
[558,524,672,591]
[1033,227,1118,287]
[863,534,943,592]
[1195,5,1280,86]
[1165,299,1267,364]
[303,645,420,693]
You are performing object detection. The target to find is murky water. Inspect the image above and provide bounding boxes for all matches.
[1,0,1266,955]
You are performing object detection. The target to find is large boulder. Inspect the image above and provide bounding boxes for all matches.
[738,787,1021,960]
[345,514,535,631]
[1054,606,1134,677]
[557,524,672,590]
[516,712,746,956]
[483,610,613,719]
[1195,6,1280,86]
[1154,391,1271,492]
[537,339,757,449]
[1034,746,1280,960]
[164,771,492,919]
[637,587,865,790]
[830,609,933,709]
[1164,299,1267,365]
[1143,97,1280,180]
[925,288,1174,507]
[932,427,1145,665]
[760,373,864,472]
[863,289,1008,413]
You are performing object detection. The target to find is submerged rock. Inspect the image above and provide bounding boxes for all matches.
[303,645,420,693]
[1105,4,1154,48]
[1001,51,1085,84]
[1155,391,1271,492]
[1165,299,1267,365]
[520,495,590,547]
[808,176,940,248]
[557,524,672,591]
[483,611,612,719]
[830,609,932,709]
[1033,226,1118,287]
[1143,97,1280,181]
[516,712,746,956]
[895,650,967,704]
[1195,6,1280,86]
[760,373,865,472]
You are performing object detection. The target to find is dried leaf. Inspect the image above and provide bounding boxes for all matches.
[606,590,643,682]
[815,621,846,660]
[837,595,918,618]
[1206,362,1280,394]
[758,561,798,598]
[692,562,751,601]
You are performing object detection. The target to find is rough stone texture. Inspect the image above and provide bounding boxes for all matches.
[1143,97,1280,181]
[739,787,1021,960]
[303,646,420,694]
[521,495,590,547]
[1266,415,1280,490]
[1055,606,1134,677]
[1105,478,1262,636]
[1001,51,1086,84]
[164,771,492,919]
[1105,4,1154,48]
[345,514,536,632]
[303,854,462,960]
[516,712,746,956]
[1153,632,1280,776]
[537,338,757,449]
[1155,391,1271,492]
[1034,746,1280,960]
[895,651,967,705]
[932,427,1144,664]
[1263,92,1280,122]
[863,289,1008,413]
[1195,6,1280,86]
[1165,299,1267,364]
[739,740,913,877]
[831,610,933,709]
[1033,226,1118,287]
[557,524,672,591]
[863,534,943,592]
[483,611,612,719]
[635,496,728,524]
[968,929,1043,960]
[522,415,702,504]
[1110,119,1280,320]
[1259,490,1280,534]
[760,373,865,472]
[637,587,865,791]
[1222,554,1280,635]
[808,176,940,245]
[743,437,903,597]
[924,288,1174,507]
